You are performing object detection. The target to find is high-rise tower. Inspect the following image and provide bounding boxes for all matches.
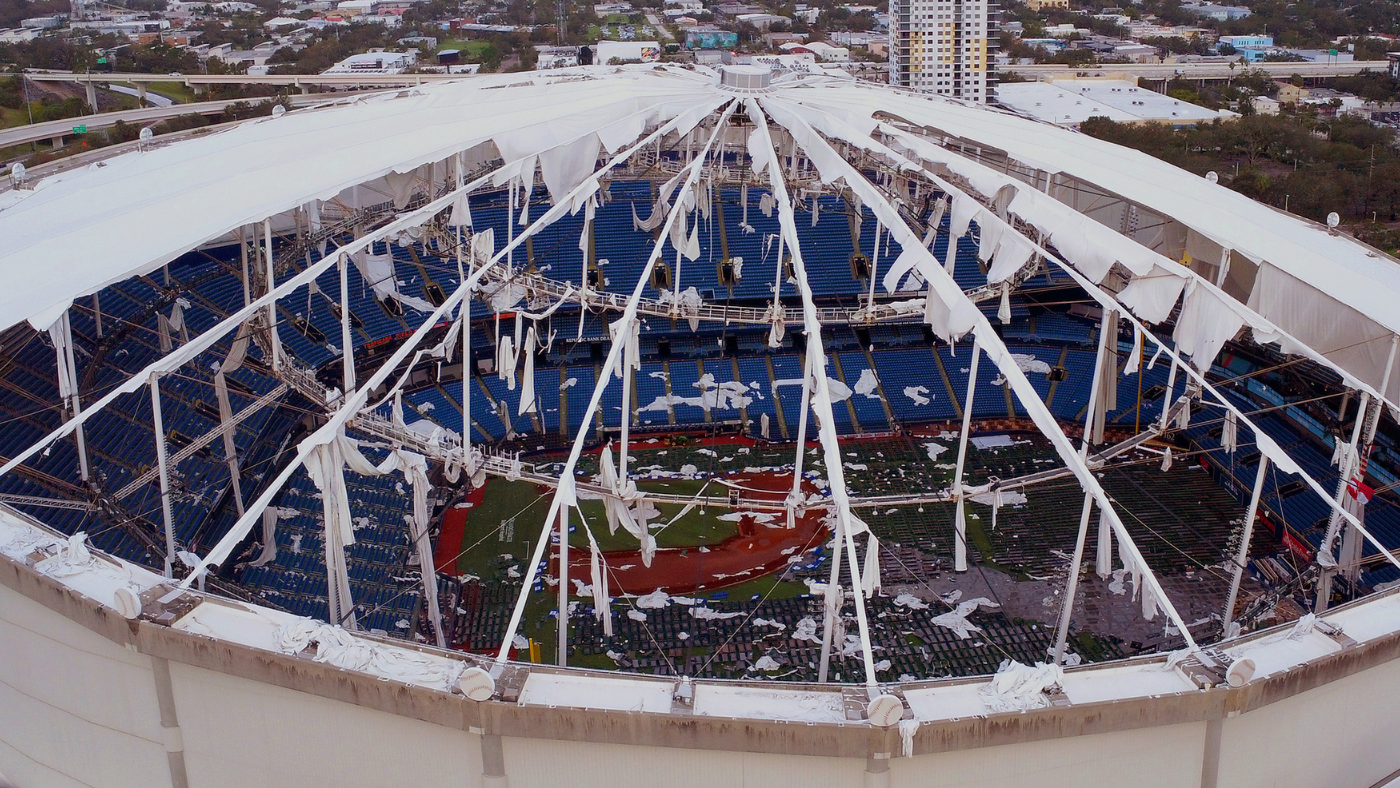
[889,0,997,103]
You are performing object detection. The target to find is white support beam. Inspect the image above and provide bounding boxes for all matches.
[456,231,471,457]
[1054,313,1113,664]
[339,253,355,395]
[61,313,90,483]
[149,373,177,579]
[950,341,980,574]
[557,505,569,666]
[748,98,879,688]
[264,218,280,371]
[1223,458,1269,634]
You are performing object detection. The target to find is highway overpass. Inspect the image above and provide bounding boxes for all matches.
[1004,60,1390,81]
[0,92,344,152]
[22,70,473,92]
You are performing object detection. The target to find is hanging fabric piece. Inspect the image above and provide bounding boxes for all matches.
[307,200,326,257]
[1146,343,1165,370]
[928,196,948,244]
[588,531,613,637]
[882,247,920,294]
[384,170,416,209]
[447,190,473,229]
[500,401,517,441]
[392,389,406,429]
[684,220,701,261]
[1222,410,1238,454]
[861,531,881,598]
[1124,324,1144,376]
[378,448,445,648]
[214,321,253,516]
[250,506,278,567]
[1172,280,1245,373]
[759,192,775,217]
[597,443,654,565]
[1331,439,1351,469]
[632,185,671,231]
[304,431,384,630]
[497,334,517,390]
[761,412,771,440]
[470,228,495,269]
[519,326,538,416]
[976,214,1004,267]
[518,179,531,226]
[1095,508,1113,579]
[1117,535,1158,620]
[766,300,786,348]
[811,194,820,227]
[741,183,749,226]
[597,444,625,534]
[169,298,191,352]
[945,194,979,276]
[997,284,1012,325]
[987,233,1035,285]
[579,195,596,254]
[354,250,436,313]
[1090,310,1118,445]
[1161,446,1173,471]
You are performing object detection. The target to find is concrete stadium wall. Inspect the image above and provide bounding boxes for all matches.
[5,556,1400,788]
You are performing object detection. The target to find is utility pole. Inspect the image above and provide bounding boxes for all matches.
[21,74,35,151]
[557,0,566,45]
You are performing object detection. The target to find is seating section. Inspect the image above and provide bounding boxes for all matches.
[7,178,1400,650]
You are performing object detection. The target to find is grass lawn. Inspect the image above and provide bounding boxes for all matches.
[148,81,196,105]
[435,39,494,60]
[452,477,743,573]
[0,107,30,131]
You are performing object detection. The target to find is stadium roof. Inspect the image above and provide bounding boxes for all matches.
[5,63,1400,719]
[0,65,1396,407]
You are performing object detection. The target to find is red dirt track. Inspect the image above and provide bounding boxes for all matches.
[436,483,486,573]
[551,472,828,595]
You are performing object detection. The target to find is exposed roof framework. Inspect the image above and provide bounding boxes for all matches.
[3,65,1400,696]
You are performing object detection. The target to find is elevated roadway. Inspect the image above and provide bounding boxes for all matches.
[22,69,472,89]
[0,91,346,152]
[1004,59,1389,81]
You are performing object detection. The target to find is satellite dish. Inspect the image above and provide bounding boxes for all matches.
[1327,212,1340,228]
[1205,171,1218,184]
[10,162,25,182]
[1226,657,1256,687]
[139,127,153,143]
[272,104,287,118]
[457,666,495,701]
[866,693,904,727]
[113,587,142,619]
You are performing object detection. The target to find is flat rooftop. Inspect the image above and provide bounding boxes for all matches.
[997,79,1235,126]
